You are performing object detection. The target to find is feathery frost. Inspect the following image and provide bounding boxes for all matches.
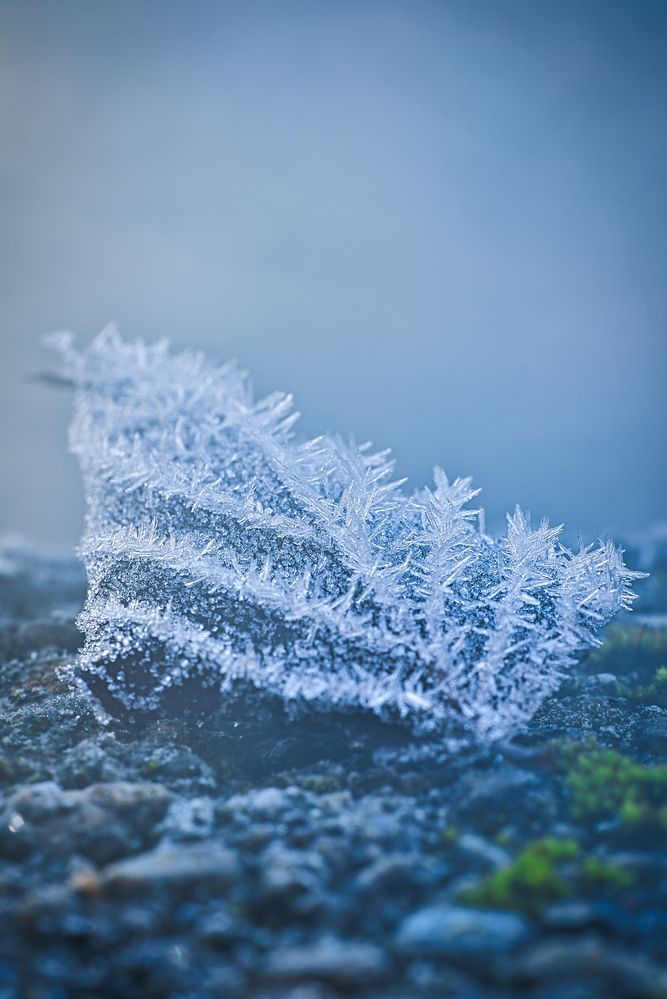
[51,328,642,739]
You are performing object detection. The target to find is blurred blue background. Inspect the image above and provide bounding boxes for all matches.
[1,0,665,546]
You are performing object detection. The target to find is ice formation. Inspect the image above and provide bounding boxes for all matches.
[52,328,641,739]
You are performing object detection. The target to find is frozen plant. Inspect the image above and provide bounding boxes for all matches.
[50,328,643,740]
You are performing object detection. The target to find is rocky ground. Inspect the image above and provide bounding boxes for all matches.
[0,539,666,998]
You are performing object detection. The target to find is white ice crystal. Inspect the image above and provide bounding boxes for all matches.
[52,327,642,739]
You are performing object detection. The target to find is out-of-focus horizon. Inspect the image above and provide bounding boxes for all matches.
[1,0,665,547]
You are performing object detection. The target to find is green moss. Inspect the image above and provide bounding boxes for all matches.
[460,836,638,914]
[581,858,634,889]
[558,740,667,829]
[460,838,579,914]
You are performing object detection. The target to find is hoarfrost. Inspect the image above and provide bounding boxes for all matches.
[51,328,643,739]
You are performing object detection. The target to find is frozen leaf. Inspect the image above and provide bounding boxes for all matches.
[52,329,644,739]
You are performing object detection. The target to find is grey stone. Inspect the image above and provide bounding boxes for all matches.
[595,673,618,687]
[5,781,72,823]
[356,853,443,894]
[265,936,388,985]
[141,746,215,785]
[198,907,248,947]
[158,796,215,841]
[84,781,172,819]
[514,935,662,991]
[395,903,531,958]
[102,843,241,893]
[240,786,293,818]
[458,833,511,870]
[542,902,599,930]
[60,738,121,788]
[255,844,327,916]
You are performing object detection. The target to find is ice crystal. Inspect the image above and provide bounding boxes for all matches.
[51,328,642,739]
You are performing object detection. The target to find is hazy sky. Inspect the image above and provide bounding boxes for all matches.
[1,0,665,546]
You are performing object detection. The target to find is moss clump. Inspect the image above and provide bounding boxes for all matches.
[460,838,638,914]
[581,858,634,889]
[460,838,579,913]
[559,740,667,830]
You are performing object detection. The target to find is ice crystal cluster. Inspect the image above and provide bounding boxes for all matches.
[52,328,640,739]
